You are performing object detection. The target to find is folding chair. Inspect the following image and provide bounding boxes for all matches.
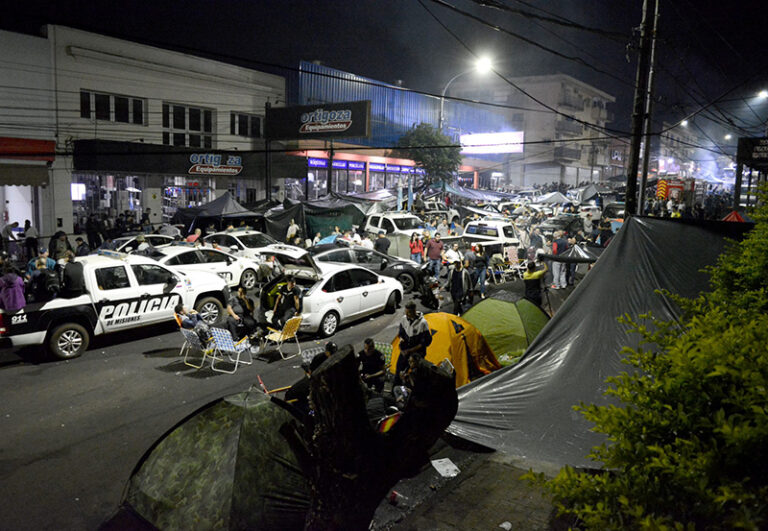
[374,341,395,385]
[208,327,253,374]
[261,315,303,360]
[179,327,214,369]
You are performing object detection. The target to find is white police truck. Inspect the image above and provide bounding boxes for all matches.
[0,252,228,359]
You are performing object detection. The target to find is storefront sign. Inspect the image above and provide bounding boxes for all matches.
[369,163,385,171]
[348,161,365,170]
[265,101,371,140]
[332,160,348,169]
[308,157,328,168]
[737,137,768,170]
[188,153,242,176]
[386,165,400,172]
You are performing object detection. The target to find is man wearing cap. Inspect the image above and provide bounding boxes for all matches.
[26,247,55,277]
[74,237,90,257]
[373,230,391,255]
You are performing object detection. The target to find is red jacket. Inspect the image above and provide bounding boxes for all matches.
[409,239,424,255]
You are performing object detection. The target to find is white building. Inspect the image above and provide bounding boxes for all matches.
[1,25,286,236]
[448,73,616,188]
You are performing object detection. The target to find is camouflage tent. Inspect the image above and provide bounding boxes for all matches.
[124,388,309,530]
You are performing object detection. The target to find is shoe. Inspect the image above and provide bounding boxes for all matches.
[250,345,260,354]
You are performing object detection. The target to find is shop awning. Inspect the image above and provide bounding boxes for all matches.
[0,164,50,186]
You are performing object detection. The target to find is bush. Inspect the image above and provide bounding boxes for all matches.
[526,190,768,529]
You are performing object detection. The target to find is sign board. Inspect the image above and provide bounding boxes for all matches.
[265,101,372,140]
[737,137,768,171]
[460,131,524,154]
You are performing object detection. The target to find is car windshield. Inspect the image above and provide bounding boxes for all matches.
[393,217,422,230]
[237,233,277,248]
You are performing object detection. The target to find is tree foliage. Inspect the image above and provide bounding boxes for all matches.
[390,123,462,184]
[526,188,768,529]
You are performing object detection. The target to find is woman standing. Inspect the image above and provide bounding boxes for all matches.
[409,232,423,264]
[23,220,38,262]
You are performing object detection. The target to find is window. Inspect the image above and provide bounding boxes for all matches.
[350,269,377,287]
[503,226,517,238]
[80,90,146,125]
[114,96,129,123]
[323,250,351,263]
[230,112,262,138]
[132,264,175,285]
[165,251,201,266]
[162,102,215,148]
[369,216,381,228]
[95,94,110,120]
[382,219,395,233]
[327,271,353,292]
[95,266,130,290]
[354,250,383,265]
[80,91,91,119]
[202,250,229,263]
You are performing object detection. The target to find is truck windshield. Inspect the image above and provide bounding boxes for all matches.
[239,233,277,248]
[393,217,422,230]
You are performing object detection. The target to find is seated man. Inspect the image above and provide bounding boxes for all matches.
[226,287,257,340]
[358,338,386,393]
[271,276,301,329]
[174,304,210,344]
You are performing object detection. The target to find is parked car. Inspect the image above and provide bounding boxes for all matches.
[536,214,584,237]
[0,252,227,359]
[202,229,297,261]
[259,255,403,338]
[150,244,264,289]
[308,243,422,293]
[114,234,175,253]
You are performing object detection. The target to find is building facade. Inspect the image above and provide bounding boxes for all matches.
[1,25,286,236]
[447,73,616,188]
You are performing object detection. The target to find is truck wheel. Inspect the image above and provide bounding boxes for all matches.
[195,297,224,325]
[240,269,258,290]
[48,323,90,360]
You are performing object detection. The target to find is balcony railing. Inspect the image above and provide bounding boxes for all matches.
[554,146,582,160]
[555,120,584,135]
[558,99,584,111]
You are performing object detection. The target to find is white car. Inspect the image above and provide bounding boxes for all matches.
[113,234,175,253]
[202,229,303,261]
[260,252,403,338]
[151,245,263,289]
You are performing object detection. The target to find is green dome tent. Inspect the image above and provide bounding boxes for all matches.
[461,298,550,360]
[122,388,309,530]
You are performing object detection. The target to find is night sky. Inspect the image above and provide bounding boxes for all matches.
[3,0,767,137]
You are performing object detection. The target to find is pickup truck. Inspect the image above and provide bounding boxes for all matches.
[442,219,524,260]
[0,252,228,359]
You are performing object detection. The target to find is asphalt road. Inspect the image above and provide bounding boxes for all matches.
[0,295,413,530]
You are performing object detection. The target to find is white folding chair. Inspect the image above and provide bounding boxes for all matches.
[261,315,303,360]
[179,328,213,369]
[208,327,253,374]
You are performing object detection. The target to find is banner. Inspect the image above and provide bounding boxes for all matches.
[265,101,371,140]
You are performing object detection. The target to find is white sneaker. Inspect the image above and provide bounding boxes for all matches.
[250,345,260,354]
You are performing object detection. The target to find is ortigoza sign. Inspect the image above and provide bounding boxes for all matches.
[737,137,768,171]
[265,101,371,140]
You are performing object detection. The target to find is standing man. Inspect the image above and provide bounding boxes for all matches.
[423,232,444,278]
[444,242,462,265]
[59,251,86,298]
[395,300,431,386]
[447,260,472,316]
[286,218,300,243]
[373,230,391,255]
[271,275,302,329]
[551,231,569,290]
[1,221,18,255]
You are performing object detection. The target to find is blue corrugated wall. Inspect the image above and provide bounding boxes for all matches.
[288,61,513,148]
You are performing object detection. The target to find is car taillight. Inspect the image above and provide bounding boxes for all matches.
[0,313,6,335]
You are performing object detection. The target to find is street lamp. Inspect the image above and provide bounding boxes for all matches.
[439,56,493,131]
[758,89,768,99]
[680,119,688,127]
[725,134,732,140]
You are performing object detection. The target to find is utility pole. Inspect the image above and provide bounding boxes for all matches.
[626,0,657,216]
[638,0,660,214]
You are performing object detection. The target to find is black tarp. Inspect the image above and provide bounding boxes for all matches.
[448,217,753,467]
[539,243,603,263]
[263,198,367,241]
[172,192,263,233]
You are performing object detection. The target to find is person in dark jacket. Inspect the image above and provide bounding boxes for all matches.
[447,260,472,315]
[358,338,386,393]
[373,231,391,255]
[74,237,90,257]
[59,251,86,298]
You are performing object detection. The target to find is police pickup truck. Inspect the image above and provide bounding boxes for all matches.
[0,252,228,360]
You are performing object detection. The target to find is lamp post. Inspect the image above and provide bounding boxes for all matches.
[438,56,493,132]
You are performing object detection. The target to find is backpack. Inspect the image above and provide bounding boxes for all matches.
[43,269,60,295]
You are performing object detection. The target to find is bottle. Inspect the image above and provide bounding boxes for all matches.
[387,490,408,506]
